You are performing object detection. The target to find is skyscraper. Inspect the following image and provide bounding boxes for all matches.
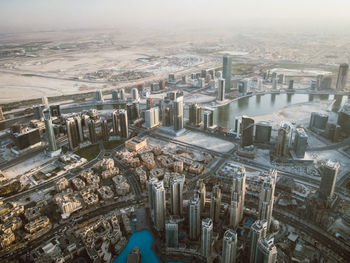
[118,109,129,138]
[42,96,49,108]
[241,116,254,147]
[229,166,246,228]
[195,179,206,213]
[293,128,308,158]
[173,96,184,131]
[112,90,119,101]
[223,56,232,93]
[120,88,126,101]
[96,90,103,101]
[88,119,97,143]
[258,170,277,230]
[217,78,225,101]
[43,109,58,152]
[101,119,110,142]
[66,118,80,150]
[255,237,277,263]
[222,229,237,263]
[250,220,268,263]
[74,115,84,142]
[319,160,339,201]
[201,218,213,258]
[112,110,119,135]
[165,219,178,248]
[170,174,185,216]
[189,104,202,126]
[336,63,349,90]
[210,185,221,223]
[148,178,165,231]
[49,105,61,117]
[0,106,4,121]
[145,107,160,129]
[131,88,139,101]
[189,194,201,240]
[275,122,293,158]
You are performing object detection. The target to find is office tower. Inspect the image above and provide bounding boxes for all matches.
[203,108,215,130]
[66,118,80,150]
[250,220,268,263]
[131,88,139,101]
[309,112,328,131]
[336,63,348,90]
[195,179,206,213]
[118,109,129,138]
[241,116,254,147]
[223,56,232,93]
[288,80,294,90]
[42,96,49,107]
[310,80,317,90]
[277,74,284,84]
[49,105,61,117]
[112,90,119,100]
[145,107,160,129]
[275,122,293,158]
[119,89,126,101]
[238,80,248,94]
[319,161,339,201]
[222,229,237,263]
[293,128,308,158]
[151,82,159,92]
[148,178,166,231]
[43,109,58,152]
[217,78,225,101]
[168,73,176,83]
[96,90,103,101]
[208,69,215,79]
[198,78,205,88]
[0,106,5,121]
[201,69,207,78]
[211,79,217,89]
[173,96,184,131]
[159,79,166,90]
[74,116,84,142]
[132,102,140,120]
[13,128,41,150]
[337,103,350,136]
[255,122,272,143]
[255,237,277,263]
[88,119,97,143]
[112,110,119,135]
[258,170,277,230]
[210,185,221,223]
[170,174,185,216]
[181,75,186,84]
[189,194,201,240]
[229,166,246,228]
[201,218,213,258]
[216,71,222,79]
[165,220,178,248]
[33,105,45,120]
[272,78,277,90]
[320,76,332,90]
[189,104,202,126]
[101,119,110,142]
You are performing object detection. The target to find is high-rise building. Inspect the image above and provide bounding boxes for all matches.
[255,237,277,263]
[201,69,207,78]
[96,90,103,101]
[229,166,246,228]
[203,109,215,130]
[112,110,119,135]
[189,104,202,126]
[159,79,166,90]
[255,122,272,144]
[131,88,139,101]
[241,116,254,147]
[66,118,80,150]
[320,76,332,90]
[189,194,201,240]
[201,218,213,258]
[112,90,119,101]
[42,96,49,108]
[101,119,110,142]
[293,128,308,158]
[118,109,129,138]
[132,102,140,120]
[74,116,84,143]
[0,106,4,121]
[258,170,277,230]
[88,119,98,143]
[288,80,294,90]
[217,78,225,101]
[222,229,237,263]
[337,103,350,136]
[277,74,284,84]
[165,220,178,248]
[223,56,232,93]
[272,78,277,90]
[33,105,45,120]
[145,107,160,129]
[319,160,339,201]
[195,179,206,213]
[49,105,61,117]
[309,112,328,131]
[336,63,349,90]
[210,185,221,223]
[148,178,165,231]
[173,96,184,131]
[170,174,185,216]
[250,220,268,263]
[275,122,294,158]
[120,89,126,101]
[43,109,58,152]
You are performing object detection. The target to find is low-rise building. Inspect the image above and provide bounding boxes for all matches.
[125,137,147,152]
[25,216,50,234]
[112,175,130,196]
[56,177,69,192]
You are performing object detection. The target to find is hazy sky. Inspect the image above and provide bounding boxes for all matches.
[1,0,350,32]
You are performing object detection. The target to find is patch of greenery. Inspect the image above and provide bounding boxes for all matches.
[0,180,21,197]
[103,140,123,150]
[231,64,255,75]
[75,144,100,161]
